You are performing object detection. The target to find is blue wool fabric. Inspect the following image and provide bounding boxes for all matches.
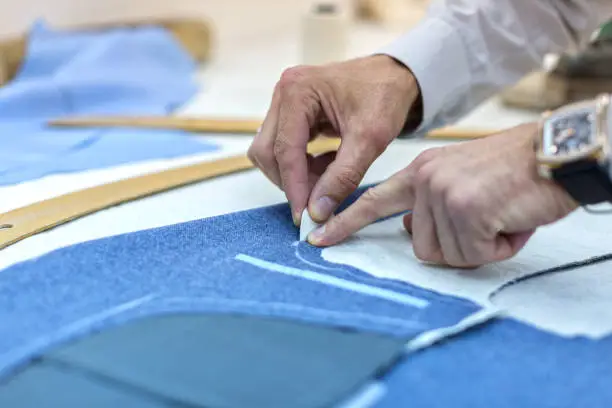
[0,190,610,406]
[0,21,217,185]
[376,318,612,408]
[0,198,478,378]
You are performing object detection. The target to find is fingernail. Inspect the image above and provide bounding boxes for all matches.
[307,225,326,245]
[311,196,337,222]
[292,211,301,227]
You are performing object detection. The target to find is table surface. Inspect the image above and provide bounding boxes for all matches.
[0,18,554,271]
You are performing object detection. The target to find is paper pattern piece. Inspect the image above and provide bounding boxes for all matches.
[0,189,610,407]
[0,21,217,186]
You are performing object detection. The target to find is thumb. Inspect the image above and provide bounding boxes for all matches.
[307,131,388,222]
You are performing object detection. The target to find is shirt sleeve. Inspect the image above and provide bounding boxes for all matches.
[377,0,612,135]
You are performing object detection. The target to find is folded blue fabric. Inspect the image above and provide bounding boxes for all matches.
[0,21,217,185]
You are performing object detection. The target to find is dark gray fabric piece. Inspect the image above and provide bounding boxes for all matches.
[46,313,405,408]
[0,361,175,408]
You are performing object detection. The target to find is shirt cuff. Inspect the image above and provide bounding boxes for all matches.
[377,17,472,134]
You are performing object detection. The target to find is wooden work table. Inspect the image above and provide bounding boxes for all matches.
[0,12,540,270]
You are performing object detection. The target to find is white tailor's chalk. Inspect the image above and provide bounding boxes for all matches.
[299,209,322,241]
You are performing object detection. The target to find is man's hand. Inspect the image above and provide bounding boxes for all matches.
[307,123,579,267]
[247,55,420,225]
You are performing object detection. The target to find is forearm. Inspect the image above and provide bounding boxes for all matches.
[379,0,612,135]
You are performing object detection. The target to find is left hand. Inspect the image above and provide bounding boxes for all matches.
[306,123,579,267]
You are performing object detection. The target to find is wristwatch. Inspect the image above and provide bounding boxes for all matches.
[536,93,612,205]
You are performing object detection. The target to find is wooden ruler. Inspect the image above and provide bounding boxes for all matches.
[49,116,499,140]
[0,137,340,250]
[0,118,499,250]
[49,116,263,134]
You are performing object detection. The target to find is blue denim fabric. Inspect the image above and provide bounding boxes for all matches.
[0,195,478,379]
[376,318,612,408]
[0,362,172,408]
[1,187,610,407]
[0,21,217,185]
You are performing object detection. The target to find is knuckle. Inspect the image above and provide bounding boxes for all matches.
[366,124,394,148]
[412,242,437,263]
[413,147,442,169]
[356,188,384,218]
[296,91,318,111]
[412,244,426,260]
[465,242,490,266]
[248,140,269,163]
[279,66,310,90]
[273,137,295,159]
[428,174,449,199]
[361,186,385,203]
[323,212,359,245]
[247,140,262,161]
[334,164,364,193]
[369,130,393,155]
[414,161,437,189]
[246,145,257,163]
[324,212,345,235]
[446,186,479,216]
[260,151,277,169]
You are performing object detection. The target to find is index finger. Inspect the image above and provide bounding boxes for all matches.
[307,167,415,246]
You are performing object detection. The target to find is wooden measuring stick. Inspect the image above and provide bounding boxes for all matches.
[0,137,340,250]
[0,118,504,250]
[49,116,263,134]
[49,116,500,140]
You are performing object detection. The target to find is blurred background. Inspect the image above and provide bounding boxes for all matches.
[1,1,611,122]
[0,1,429,111]
[2,0,322,42]
[0,0,425,39]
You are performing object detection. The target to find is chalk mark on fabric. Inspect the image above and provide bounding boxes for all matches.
[335,381,387,408]
[0,293,156,375]
[293,241,448,307]
[293,241,341,272]
[235,254,429,309]
[404,307,503,353]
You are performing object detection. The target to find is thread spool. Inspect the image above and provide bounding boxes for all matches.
[301,2,348,66]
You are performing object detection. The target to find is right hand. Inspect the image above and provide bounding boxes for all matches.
[247,55,421,226]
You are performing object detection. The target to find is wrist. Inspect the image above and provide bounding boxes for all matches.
[370,54,420,99]
[371,54,422,133]
[366,54,422,134]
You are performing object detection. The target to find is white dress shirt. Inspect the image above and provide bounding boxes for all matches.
[379,0,612,134]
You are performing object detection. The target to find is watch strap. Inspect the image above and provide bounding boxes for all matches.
[552,159,612,205]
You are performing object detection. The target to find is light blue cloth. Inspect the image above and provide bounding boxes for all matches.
[0,21,218,185]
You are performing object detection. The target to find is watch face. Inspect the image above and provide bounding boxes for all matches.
[544,108,597,156]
